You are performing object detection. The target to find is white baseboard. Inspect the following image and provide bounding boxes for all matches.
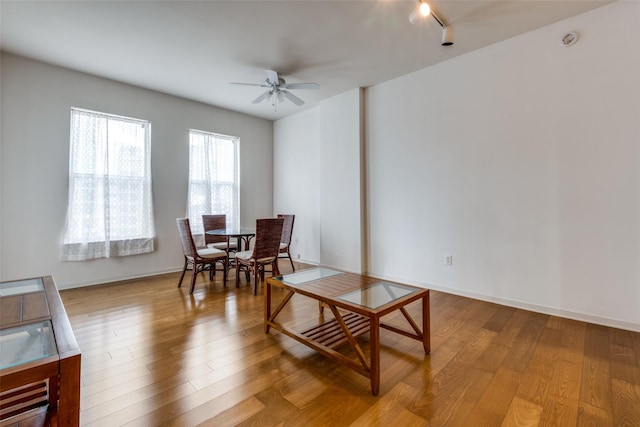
[59,267,182,290]
[365,271,640,333]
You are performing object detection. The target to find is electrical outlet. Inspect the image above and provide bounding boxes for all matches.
[444,255,453,265]
[297,254,300,259]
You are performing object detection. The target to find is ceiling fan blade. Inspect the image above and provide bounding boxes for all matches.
[282,90,305,106]
[230,82,268,87]
[252,90,272,104]
[265,69,279,86]
[284,83,320,90]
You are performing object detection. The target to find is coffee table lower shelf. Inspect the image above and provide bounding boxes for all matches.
[266,310,374,380]
[301,312,370,350]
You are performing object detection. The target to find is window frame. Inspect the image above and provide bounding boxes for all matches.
[61,107,155,261]
[187,129,240,237]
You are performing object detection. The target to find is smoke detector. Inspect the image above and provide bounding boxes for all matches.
[560,31,578,47]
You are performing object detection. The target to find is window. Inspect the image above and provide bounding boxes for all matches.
[62,108,155,260]
[188,130,239,237]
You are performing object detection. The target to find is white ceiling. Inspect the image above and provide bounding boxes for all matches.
[0,0,612,121]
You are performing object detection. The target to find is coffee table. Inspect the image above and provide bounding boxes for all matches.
[265,268,430,395]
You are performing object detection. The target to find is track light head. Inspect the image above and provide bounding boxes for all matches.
[441,26,454,46]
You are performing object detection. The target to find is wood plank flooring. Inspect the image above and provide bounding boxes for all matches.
[59,263,640,426]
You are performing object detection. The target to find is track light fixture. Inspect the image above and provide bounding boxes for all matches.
[409,0,454,46]
[441,26,454,46]
[419,1,430,17]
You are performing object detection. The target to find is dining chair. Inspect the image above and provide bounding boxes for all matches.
[277,214,295,271]
[235,217,284,295]
[176,217,228,294]
[202,214,238,253]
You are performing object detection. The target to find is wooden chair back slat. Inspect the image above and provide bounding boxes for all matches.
[251,218,284,260]
[176,217,198,258]
[278,214,295,245]
[277,214,296,271]
[236,217,284,295]
[203,214,227,244]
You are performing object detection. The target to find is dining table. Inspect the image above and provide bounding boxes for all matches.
[205,227,256,253]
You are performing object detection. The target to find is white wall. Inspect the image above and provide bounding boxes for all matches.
[366,1,640,331]
[273,2,640,331]
[0,53,273,288]
[319,89,364,272]
[274,88,364,272]
[273,107,322,264]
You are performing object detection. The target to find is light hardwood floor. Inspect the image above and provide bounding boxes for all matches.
[59,262,640,426]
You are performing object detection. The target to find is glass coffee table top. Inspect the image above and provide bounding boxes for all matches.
[0,320,57,370]
[275,269,422,309]
[278,268,343,286]
[337,281,418,309]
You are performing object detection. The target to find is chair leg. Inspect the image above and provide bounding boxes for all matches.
[253,262,259,295]
[287,249,295,271]
[189,264,198,294]
[178,258,188,288]
[235,263,241,288]
[222,258,228,286]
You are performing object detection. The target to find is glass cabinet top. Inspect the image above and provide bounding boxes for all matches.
[337,281,418,309]
[0,320,57,370]
[278,268,343,286]
[0,278,44,297]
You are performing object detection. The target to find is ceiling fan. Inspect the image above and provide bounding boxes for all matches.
[231,70,319,109]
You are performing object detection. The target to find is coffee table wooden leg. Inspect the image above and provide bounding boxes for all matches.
[265,284,295,334]
[423,290,431,354]
[370,315,380,396]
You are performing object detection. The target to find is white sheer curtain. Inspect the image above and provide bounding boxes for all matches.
[61,108,155,261]
[187,130,239,243]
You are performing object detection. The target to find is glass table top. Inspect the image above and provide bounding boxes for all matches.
[206,228,256,236]
[278,268,344,286]
[0,320,57,370]
[0,277,44,297]
[337,281,418,309]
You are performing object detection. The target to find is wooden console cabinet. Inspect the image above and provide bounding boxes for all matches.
[0,276,81,426]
